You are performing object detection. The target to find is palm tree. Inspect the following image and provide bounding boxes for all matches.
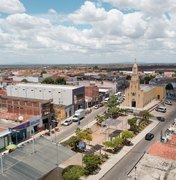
[121,130,134,145]
[139,110,152,121]
[96,115,105,126]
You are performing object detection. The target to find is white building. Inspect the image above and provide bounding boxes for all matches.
[7,83,85,111]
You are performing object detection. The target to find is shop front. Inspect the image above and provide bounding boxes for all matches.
[27,116,42,137]
[11,121,30,144]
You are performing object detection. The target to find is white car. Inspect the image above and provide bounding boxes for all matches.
[62,119,72,126]
[94,105,99,109]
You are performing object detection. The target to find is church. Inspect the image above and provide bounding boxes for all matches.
[124,63,166,109]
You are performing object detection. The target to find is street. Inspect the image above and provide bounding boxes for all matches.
[56,106,106,142]
[100,103,176,180]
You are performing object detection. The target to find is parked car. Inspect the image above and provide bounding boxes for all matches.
[155,106,166,113]
[165,100,172,105]
[157,116,165,122]
[94,105,99,109]
[62,119,72,126]
[145,133,154,141]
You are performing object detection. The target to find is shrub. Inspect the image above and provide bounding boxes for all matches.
[62,165,85,180]
[83,154,101,175]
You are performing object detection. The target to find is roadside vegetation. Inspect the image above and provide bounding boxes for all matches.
[128,110,152,134]
[62,128,92,151]
[62,153,109,180]
[103,130,134,153]
[41,77,66,85]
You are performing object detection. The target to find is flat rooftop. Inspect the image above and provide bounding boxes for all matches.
[128,153,176,180]
[0,95,51,104]
[0,137,75,180]
[0,119,20,129]
[13,83,84,90]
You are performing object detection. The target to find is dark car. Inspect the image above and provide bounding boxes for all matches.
[145,133,154,141]
[165,100,172,105]
[157,116,165,122]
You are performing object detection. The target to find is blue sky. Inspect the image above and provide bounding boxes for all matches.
[21,0,86,14]
[0,0,175,64]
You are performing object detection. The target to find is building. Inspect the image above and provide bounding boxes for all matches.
[7,83,85,115]
[124,63,165,109]
[0,96,54,135]
[85,84,99,107]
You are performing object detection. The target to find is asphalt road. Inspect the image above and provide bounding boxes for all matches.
[56,106,106,142]
[100,103,176,180]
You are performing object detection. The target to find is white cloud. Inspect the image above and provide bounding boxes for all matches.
[69,1,107,24]
[0,0,176,64]
[0,0,25,14]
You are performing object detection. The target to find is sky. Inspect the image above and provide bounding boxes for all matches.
[0,0,176,64]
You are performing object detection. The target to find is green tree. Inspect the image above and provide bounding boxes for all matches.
[121,130,134,140]
[103,141,114,149]
[41,77,54,84]
[103,137,123,151]
[55,77,66,85]
[21,79,28,83]
[128,118,138,133]
[121,130,134,145]
[40,70,47,77]
[107,106,120,118]
[113,136,123,149]
[76,129,92,142]
[83,154,101,175]
[107,95,119,108]
[65,136,80,151]
[165,83,174,91]
[62,165,85,180]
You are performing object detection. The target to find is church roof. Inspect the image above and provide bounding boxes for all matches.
[141,85,155,92]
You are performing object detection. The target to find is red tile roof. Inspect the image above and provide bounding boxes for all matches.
[147,141,176,160]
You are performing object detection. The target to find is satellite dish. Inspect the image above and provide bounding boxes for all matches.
[18,116,24,121]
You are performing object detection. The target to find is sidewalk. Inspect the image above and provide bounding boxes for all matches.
[85,120,159,180]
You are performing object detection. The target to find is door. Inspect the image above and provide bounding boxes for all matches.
[131,101,136,107]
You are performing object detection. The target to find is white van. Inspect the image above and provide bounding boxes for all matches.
[155,106,166,113]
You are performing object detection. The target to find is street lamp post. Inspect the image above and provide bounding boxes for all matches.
[32,129,35,153]
[0,153,3,174]
[51,119,57,143]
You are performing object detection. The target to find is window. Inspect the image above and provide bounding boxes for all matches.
[132,92,136,96]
